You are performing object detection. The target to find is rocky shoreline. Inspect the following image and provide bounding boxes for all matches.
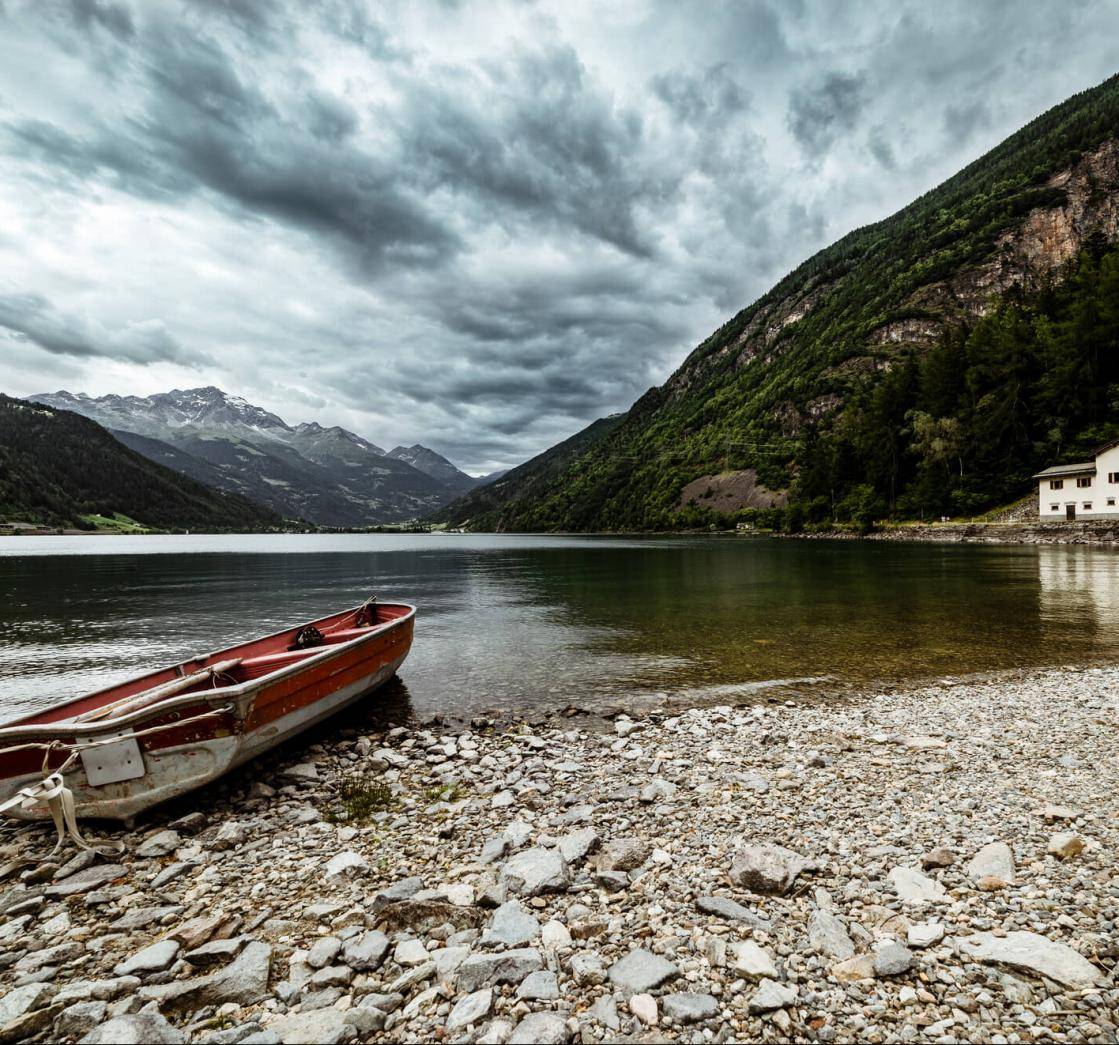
[782,521,1119,545]
[0,665,1116,1044]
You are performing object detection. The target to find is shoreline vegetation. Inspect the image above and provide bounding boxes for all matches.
[0,662,1114,1042]
[10,518,1119,546]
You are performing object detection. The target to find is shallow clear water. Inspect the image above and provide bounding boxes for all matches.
[1,532,1117,724]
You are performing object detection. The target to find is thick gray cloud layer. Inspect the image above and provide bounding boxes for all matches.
[0,0,1116,472]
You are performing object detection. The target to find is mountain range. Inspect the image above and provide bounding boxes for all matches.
[30,387,485,526]
[439,72,1119,531]
[0,395,280,531]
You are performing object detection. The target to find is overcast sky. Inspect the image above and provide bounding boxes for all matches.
[1,1,1117,472]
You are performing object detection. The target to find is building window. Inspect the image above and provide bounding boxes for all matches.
[1051,504,1059,510]
[1109,472,1119,483]
[1084,502,1092,510]
[1050,479,1064,489]
[1077,476,1092,488]
[1109,499,1116,507]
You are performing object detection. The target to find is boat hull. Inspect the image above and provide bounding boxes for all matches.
[0,602,415,821]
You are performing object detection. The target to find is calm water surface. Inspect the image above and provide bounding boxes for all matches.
[1,533,1117,723]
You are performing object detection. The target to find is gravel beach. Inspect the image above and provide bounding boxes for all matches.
[0,664,1116,1044]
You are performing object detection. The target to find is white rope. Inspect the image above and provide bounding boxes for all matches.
[0,704,236,857]
[0,759,115,857]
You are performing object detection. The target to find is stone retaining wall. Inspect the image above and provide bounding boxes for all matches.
[787,521,1119,544]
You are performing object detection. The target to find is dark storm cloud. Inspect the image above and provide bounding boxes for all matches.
[943,99,994,148]
[652,64,751,125]
[787,70,868,157]
[0,293,204,365]
[2,0,1117,471]
[6,14,457,273]
[395,45,662,258]
[68,0,135,38]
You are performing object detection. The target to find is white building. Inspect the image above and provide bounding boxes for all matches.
[1035,439,1119,520]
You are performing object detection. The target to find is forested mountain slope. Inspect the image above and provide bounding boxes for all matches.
[0,396,282,531]
[441,72,1119,531]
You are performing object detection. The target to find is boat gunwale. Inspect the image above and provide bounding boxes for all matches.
[0,601,416,743]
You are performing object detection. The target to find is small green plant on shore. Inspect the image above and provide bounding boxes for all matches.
[324,776,396,822]
[423,782,465,803]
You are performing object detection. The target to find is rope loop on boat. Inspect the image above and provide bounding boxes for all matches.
[0,761,114,857]
[0,705,236,855]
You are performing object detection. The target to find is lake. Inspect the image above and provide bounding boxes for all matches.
[1,532,1117,724]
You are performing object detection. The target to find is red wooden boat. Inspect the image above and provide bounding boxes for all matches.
[0,599,415,824]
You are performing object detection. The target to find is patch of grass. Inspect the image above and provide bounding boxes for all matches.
[79,512,152,533]
[324,776,396,823]
[423,782,467,804]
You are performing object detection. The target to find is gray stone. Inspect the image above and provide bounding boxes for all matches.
[456,948,543,992]
[141,941,272,1010]
[168,812,206,835]
[212,821,247,850]
[281,762,320,783]
[958,931,1104,988]
[57,1001,107,1039]
[873,941,913,976]
[907,922,945,949]
[306,936,342,969]
[45,865,127,898]
[515,969,559,1000]
[0,984,54,1023]
[481,900,540,948]
[966,841,1015,884]
[264,1009,353,1044]
[886,866,946,902]
[393,938,428,966]
[508,1011,570,1045]
[607,948,679,995]
[151,863,196,890]
[695,895,768,928]
[446,988,493,1032]
[728,845,812,895]
[341,930,389,971]
[662,992,719,1023]
[1047,832,1085,860]
[110,906,183,931]
[730,940,778,980]
[136,830,180,859]
[369,876,424,910]
[79,1012,186,1044]
[113,940,180,977]
[479,836,510,864]
[569,951,606,986]
[183,937,248,968]
[594,869,630,891]
[477,1019,515,1045]
[499,847,570,896]
[748,978,798,1013]
[588,995,619,1030]
[324,852,369,879]
[597,837,650,872]
[557,827,599,864]
[808,908,855,960]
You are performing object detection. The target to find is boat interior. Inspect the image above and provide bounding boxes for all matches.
[8,601,413,729]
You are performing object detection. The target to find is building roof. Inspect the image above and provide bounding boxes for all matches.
[1033,462,1096,479]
